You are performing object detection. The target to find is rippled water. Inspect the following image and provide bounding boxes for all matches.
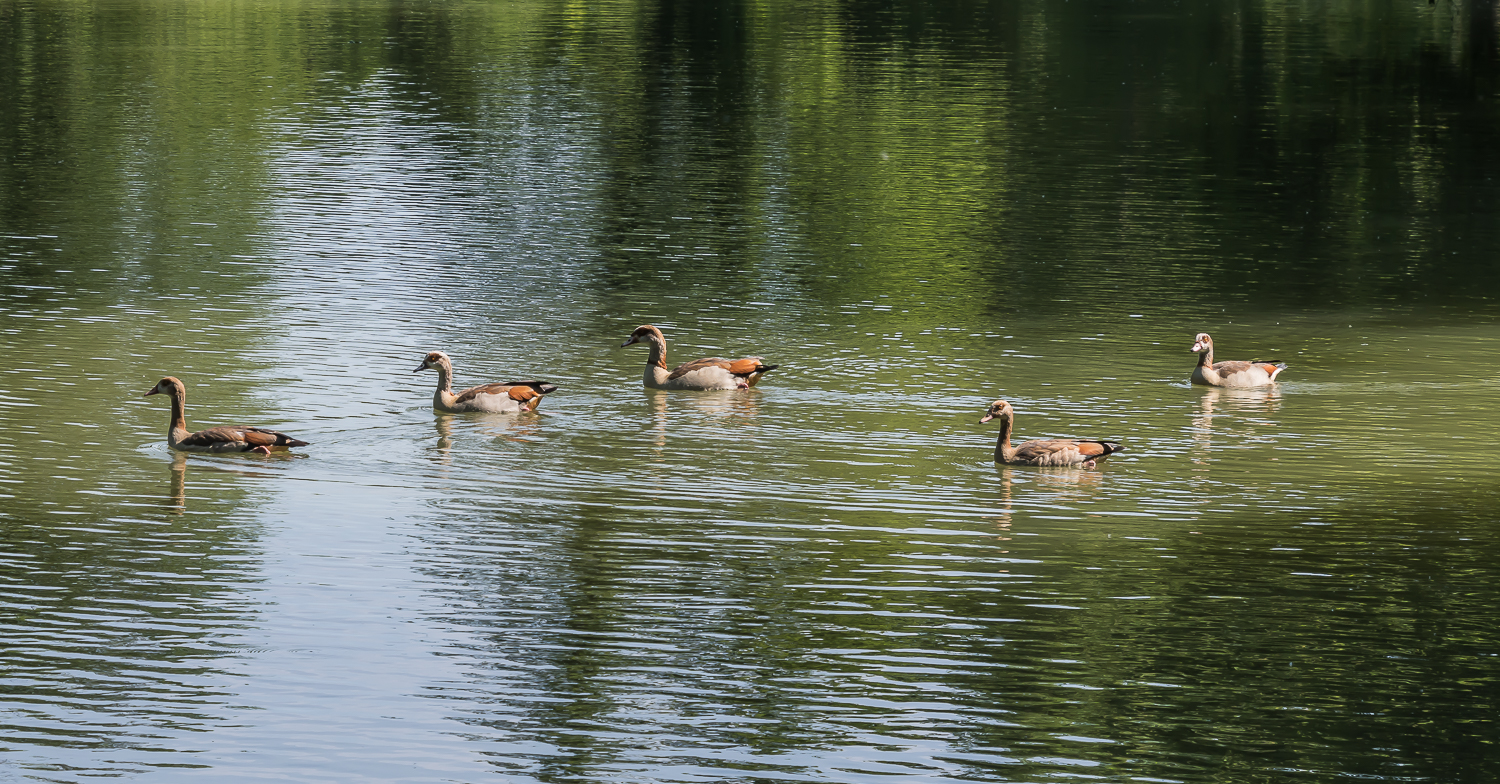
[5,0,1500,781]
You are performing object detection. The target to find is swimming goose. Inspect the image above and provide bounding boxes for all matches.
[415,351,558,413]
[1190,332,1287,387]
[621,325,778,390]
[142,377,309,455]
[980,400,1124,468]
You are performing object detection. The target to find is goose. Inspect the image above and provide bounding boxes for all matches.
[142,377,309,455]
[1190,332,1287,387]
[415,351,558,413]
[980,400,1124,468]
[621,325,778,390]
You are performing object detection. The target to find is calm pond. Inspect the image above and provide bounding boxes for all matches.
[4,0,1500,781]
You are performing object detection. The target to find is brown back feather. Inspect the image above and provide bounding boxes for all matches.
[1012,440,1077,461]
[453,383,516,404]
[667,358,730,380]
[178,427,251,447]
[180,426,307,449]
[1211,360,1256,377]
[1013,439,1122,463]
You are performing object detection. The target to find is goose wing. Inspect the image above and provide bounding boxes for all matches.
[1210,359,1287,383]
[452,383,516,404]
[1211,360,1279,377]
[726,357,777,377]
[179,426,308,450]
[453,381,556,407]
[1012,439,1124,466]
[500,380,560,395]
[667,358,731,380]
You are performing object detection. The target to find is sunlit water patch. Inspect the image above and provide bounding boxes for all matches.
[5,0,1500,781]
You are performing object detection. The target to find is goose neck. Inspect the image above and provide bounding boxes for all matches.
[994,411,1017,463]
[431,362,456,408]
[644,335,668,370]
[166,389,189,446]
[432,362,455,393]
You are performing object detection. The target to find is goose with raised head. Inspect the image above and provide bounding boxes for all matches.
[1189,332,1287,387]
[142,377,309,455]
[980,400,1124,468]
[415,351,558,413]
[621,325,778,390]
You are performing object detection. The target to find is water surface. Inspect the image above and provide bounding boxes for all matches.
[4,0,1500,781]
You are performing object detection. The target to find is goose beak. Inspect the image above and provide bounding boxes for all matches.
[621,336,639,347]
[142,387,160,397]
[979,413,994,423]
[1190,341,1206,353]
[413,362,428,373]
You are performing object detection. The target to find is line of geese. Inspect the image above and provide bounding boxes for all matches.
[141,327,1286,469]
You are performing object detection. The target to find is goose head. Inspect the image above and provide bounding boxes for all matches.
[1190,333,1213,354]
[414,351,452,373]
[142,377,185,398]
[621,325,665,348]
[979,399,1013,424]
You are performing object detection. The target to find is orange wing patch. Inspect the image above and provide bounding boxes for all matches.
[1075,441,1107,457]
[727,357,766,376]
[508,386,543,410]
[241,429,278,447]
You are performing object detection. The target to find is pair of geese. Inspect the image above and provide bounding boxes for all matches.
[142,328,1285,468]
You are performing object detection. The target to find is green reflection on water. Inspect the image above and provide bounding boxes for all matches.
[3,0,1500,781]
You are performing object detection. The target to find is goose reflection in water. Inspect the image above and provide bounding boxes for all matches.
[989,465,1107,538]
[645,388,762,455]
[677,388,763,421]
[990,466,1017,539]
[428,413,545,467]
[430,414,456,467]
[1190,386,1284,463]
[166,452,188,514]
[486,413,544,445]
[162,452,283,513]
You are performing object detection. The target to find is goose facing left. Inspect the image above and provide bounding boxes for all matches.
[980,399,1124,468]
[142,377,309,455]
[1190,332,1287,387]
[621,325,778,390]
[415,351,558,413]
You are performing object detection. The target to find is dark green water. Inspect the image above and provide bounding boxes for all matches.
[4,0,1500,781]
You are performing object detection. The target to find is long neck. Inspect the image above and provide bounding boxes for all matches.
[432,363,456,407]
[643,336,668,371]
[639,336,670,387]
[166,390,189,445]
[1196,345,1214,368]
[994,412,1016,462]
